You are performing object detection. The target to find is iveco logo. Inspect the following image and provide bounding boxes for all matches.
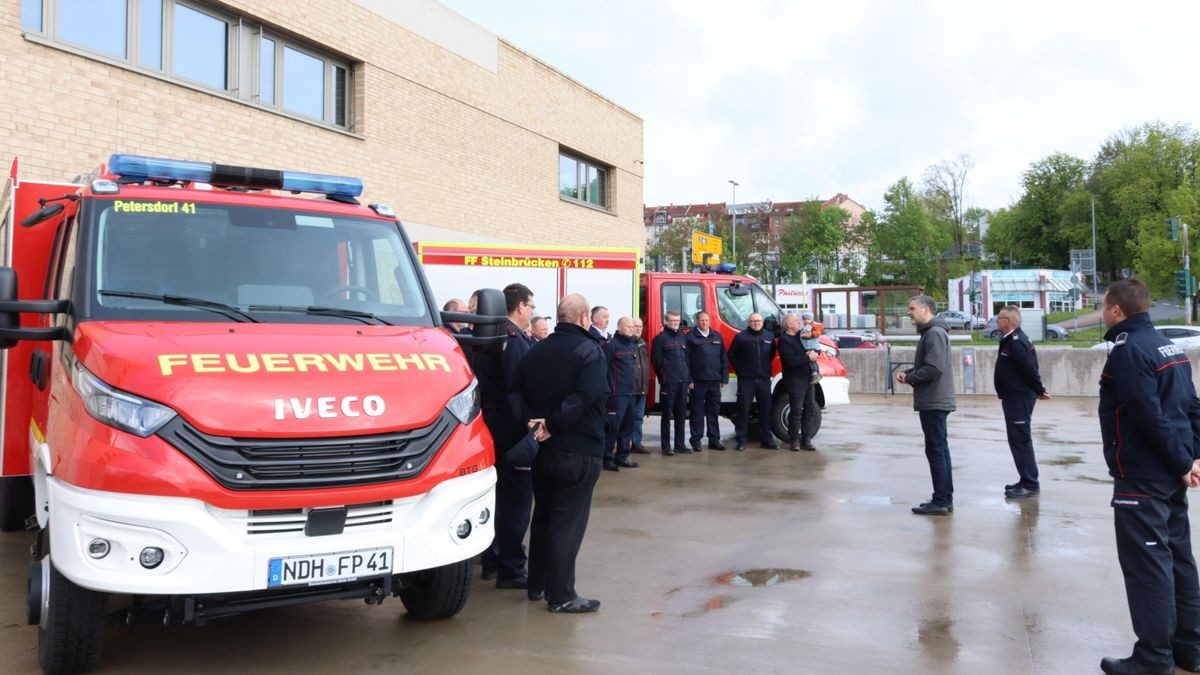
[274,395,386,420]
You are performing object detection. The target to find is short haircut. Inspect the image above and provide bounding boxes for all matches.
[530,315,547,327]
[558,294,589,323]
[442,298,462,312]
[591,305,608,320]
[664,310,681,320]
[1105,278,1151,315]
[908,294,936,314]
[503,283,533,315]
[1001,304,1022,326]
[695,310,710,320]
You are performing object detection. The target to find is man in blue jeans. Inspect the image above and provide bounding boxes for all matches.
[896,294,956,516]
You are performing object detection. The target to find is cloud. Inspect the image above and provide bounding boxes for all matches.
[441,0,1200,212]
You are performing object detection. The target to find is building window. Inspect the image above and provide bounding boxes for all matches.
[22,0,352,130]
[559,150,609,208]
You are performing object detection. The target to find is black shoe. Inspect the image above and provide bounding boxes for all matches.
[1005,486,1040,499]
[615,458,639,468]
[1100,656,1173,675]
[801,438,816,451]
[481,569,497,581]
[1004,481,1020,491]
[528,589,545,601]
[760,441,779,450]
[1175,649,1200,673]
[603,463,620,472]
[789,440,802,452]
[662,448,675,456]
[735,442,746,451]
[631,444,651,455]
[548,596,601,613]
[693,444,703,452]
[709,441,726,450]
[911,502,952,516]
[496,576,529,589]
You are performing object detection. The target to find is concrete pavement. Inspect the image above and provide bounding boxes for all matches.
[0,395,1166,673]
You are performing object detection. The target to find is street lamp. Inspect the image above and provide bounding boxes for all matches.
[729,179,739,264]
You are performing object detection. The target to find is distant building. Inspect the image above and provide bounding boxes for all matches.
[947,269,1085,319]
[644,194,866,263]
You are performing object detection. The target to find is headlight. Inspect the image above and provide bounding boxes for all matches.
[446,378,481,425]
[69,357,177,436]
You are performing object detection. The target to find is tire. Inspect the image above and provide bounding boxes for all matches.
[1,475,35,532]
[397,558,472,620]
[1047,330,1061,341]
[988,330,1002,339]
[37,538,107,674]
[770,394,822,442]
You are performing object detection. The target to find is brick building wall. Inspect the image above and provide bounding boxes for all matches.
[0,0,644,249]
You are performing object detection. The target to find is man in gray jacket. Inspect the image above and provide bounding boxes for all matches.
[896,294,957,516]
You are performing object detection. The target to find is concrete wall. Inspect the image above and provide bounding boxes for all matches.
[2,0,644,249]
[840,346,1200,398]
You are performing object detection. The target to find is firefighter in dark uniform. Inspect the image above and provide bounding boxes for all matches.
[602,317,643,471]
[993,305,1051,499]
[686,310,727,451]
[1098,279,1200,675]
[729,312,778,450]
[520,293,609,613]
[651,309,691,455]
[473,283,536,589]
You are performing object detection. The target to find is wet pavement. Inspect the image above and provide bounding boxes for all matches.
[0,394,1164,673]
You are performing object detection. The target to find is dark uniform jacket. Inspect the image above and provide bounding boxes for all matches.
[994,327,1046,399]
[474,319,533,424]
[905,316,956,412]
[651,326,691,386]
[729,327,776,379]
[589,325,610,343]
[776,332,813,378]
[686,329,728,383]
[634,338,651,395]
[1099,312,1200,481]
[603,333,644,396]
[519,322,610,457]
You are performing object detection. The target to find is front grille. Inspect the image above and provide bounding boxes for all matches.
[157,410,456,490]
[240,500,395,535]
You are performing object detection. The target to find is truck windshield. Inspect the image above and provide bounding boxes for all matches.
[89,199,431,324]
[716,282,782,332]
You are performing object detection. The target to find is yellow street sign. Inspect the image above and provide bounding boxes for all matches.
[692,231,723,265]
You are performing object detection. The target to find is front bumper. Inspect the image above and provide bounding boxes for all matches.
[47,468,495,595]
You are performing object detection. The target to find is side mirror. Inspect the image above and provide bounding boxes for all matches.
[0,268,17,349]
[442,288,508,353]
[20,202,64,227]
[763,315,780,334]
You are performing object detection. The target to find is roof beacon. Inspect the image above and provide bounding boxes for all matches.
[107,154,364,203]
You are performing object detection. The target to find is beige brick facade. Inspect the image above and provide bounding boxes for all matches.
[1,0,644,249]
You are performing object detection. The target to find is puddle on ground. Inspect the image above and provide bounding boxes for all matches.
[1074,474,1111,484]
[755,489,812,502]
[850,495,894,505]
[1044,454,1084,467]
[682,594,738,618]
[714,568,811,587]
[609,527,650,538]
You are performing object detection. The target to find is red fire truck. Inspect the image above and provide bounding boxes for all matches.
[417,243,850,440]
[0,154,507,673]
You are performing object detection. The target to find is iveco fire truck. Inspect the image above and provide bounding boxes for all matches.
[0,154,506,674]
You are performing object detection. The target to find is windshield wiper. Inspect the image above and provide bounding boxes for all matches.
[99,290,260,323]
[247,305,393,326]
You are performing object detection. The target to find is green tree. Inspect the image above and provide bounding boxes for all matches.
[860,178,949,293]
[778,201,849,284]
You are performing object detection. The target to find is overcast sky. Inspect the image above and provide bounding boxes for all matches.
[441,0,1199,213]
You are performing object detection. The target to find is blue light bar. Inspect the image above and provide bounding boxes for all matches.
[107,154,363,200]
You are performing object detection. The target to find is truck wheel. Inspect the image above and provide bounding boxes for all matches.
[397,558,472,620]
[0,475,35,531]
[770,397,822,442]
[37,553,107,674]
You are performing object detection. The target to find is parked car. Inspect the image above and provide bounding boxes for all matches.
[833,332,885,349]
[1091,325,1200,350]
[937,310,981,330]
[984,317,1069,340]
